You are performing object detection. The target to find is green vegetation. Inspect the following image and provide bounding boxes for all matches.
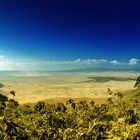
[126,88,140,102]
[83,76,135,83]
[134,76,140,89]
[0,89,140,139]
[0,77,139,139]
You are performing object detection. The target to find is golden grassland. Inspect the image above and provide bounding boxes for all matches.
[0,73,136,104]
[0,73,140,139]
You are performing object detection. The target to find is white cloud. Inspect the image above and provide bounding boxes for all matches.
[74,59,108,65]
[75,58,81,63]
[0,56,139,70]
[110,60,120,65]
[41,59,108,66]
[129,58,139,65]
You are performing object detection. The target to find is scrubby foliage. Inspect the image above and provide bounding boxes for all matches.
[134,76,140,89]
[0,91,140,140]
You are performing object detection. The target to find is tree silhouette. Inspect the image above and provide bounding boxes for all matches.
[10,90,16,97]
[107,88,113,95]
[134,76,140,89]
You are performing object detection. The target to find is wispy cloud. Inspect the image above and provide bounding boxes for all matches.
[0,55,139,70]
[47,59,108,65]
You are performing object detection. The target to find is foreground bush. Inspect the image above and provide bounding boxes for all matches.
[0,91,140,140]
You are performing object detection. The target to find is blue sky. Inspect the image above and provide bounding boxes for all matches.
[0,0,140,70]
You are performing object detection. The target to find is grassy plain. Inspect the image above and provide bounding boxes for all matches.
[0,71,136,104]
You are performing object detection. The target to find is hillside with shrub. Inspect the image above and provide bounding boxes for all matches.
[0,86,140,140]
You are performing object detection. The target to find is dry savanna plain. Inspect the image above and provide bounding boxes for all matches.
[0,71,137,104]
